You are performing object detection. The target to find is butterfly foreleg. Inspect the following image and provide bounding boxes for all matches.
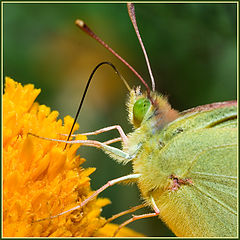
[61,125,128,145]
[103,137,122,145]
[28,132,140,162]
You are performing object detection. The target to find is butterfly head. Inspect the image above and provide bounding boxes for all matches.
[128,86,179,130]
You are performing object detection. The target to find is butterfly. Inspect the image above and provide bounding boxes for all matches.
[31,3,237,237]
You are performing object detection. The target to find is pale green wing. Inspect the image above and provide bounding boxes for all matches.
[153,127,237,237]
[162,104,237,142]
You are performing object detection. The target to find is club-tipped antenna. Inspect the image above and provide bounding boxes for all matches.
[75,19,151,95]
[64,61,129,150]
[127,3,156,92]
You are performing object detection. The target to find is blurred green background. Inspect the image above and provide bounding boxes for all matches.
[3,2,236,237]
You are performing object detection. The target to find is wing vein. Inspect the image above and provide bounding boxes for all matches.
[193,185,237,215]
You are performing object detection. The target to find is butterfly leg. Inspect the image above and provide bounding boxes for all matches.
[28,133,140,161]
[81,125,128,145]
[101,204,146,228]
[35,173,141,222]
[103,137,121,145]
[113,196,160,237]
[61,125,128,145]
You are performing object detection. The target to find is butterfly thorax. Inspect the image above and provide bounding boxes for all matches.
[123,88,179,195]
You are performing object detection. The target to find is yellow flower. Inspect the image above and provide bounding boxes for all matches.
[3,77,144,237]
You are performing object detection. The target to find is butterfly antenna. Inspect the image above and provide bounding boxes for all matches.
[64,61,129,150]
[127,3,156,92]
[75,19,151,95]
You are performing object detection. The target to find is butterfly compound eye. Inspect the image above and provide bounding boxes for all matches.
[133,98,151,128]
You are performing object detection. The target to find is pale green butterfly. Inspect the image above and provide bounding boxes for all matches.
[31,3,237,237]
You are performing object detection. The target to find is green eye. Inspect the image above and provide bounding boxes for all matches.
[133,98,151,127]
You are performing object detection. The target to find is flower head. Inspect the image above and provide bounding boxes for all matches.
[3,77,143,237]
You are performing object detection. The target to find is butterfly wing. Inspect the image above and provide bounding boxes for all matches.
[148,103,237,237]
[153,127,237,237]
